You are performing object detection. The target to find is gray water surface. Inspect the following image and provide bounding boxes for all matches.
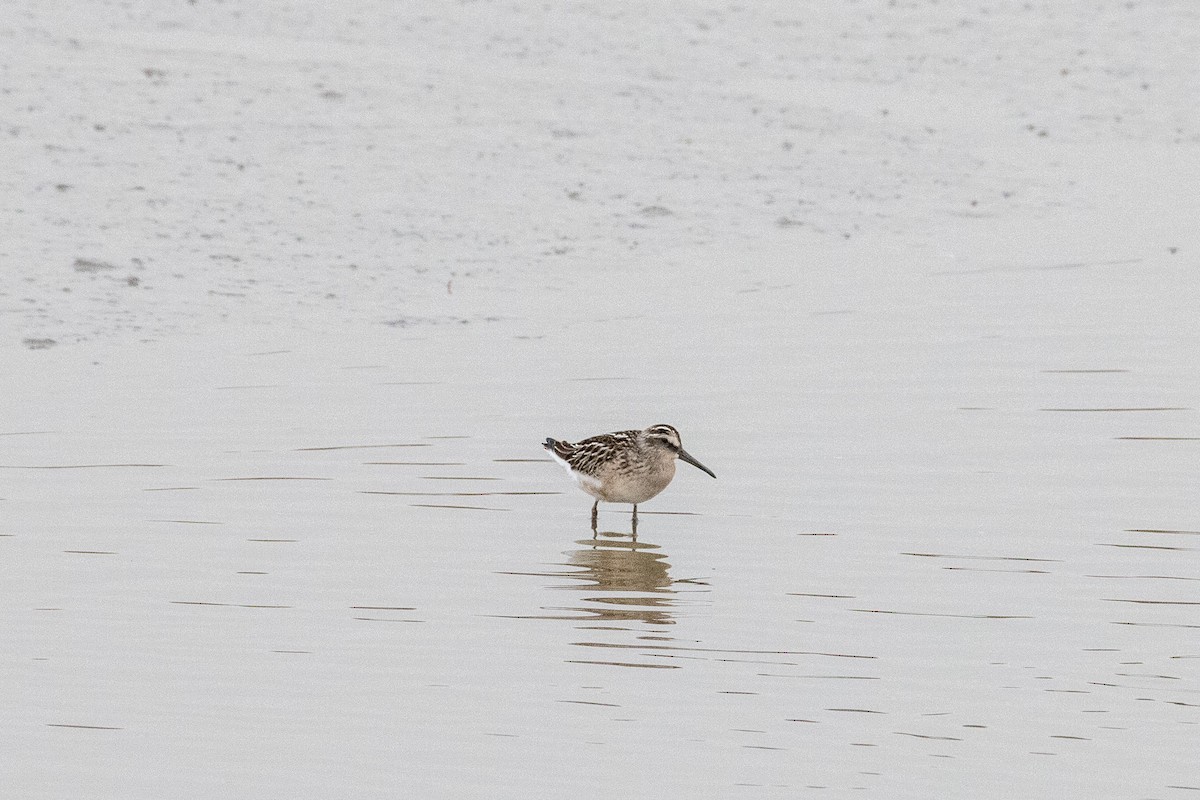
[3,0,1199,797]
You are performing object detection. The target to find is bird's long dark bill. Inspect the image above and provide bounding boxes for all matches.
[678,449,716,478]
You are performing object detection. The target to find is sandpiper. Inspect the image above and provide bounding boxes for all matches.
[543,424,716,530]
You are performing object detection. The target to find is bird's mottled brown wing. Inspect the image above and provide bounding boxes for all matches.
[550,430,639,478]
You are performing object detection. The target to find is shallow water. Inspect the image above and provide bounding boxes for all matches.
[4,244,1199,796]
[4,0,1200,796]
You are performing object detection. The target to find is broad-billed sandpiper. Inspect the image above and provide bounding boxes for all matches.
[543,424,716,530]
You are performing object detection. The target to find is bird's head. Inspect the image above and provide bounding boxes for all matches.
[642,424,716,478]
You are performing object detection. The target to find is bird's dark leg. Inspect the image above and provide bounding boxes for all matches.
[591,500,598,534]
[631,504,638,539]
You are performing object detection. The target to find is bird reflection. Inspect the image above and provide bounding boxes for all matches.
[558,530,676,626]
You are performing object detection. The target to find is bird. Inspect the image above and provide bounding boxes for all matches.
[543,424,716,531]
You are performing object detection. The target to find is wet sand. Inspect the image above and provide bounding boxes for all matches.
[3,1,1199,797]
